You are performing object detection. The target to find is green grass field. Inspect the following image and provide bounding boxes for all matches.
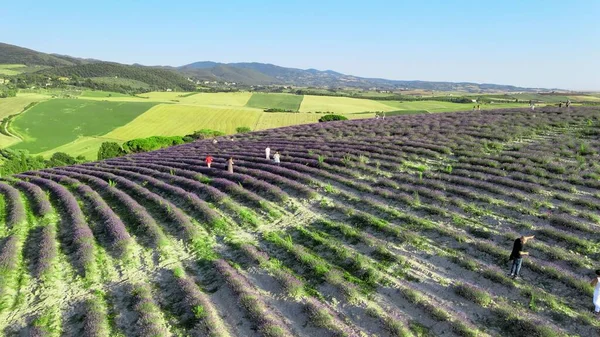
[245,93,304,111]
[37,135,124,159]
[10,99,157,153]
[299,95,397,113]
[0,64,26,76]
[104,104,263,140]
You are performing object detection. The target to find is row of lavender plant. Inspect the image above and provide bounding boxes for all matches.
[33,171,133,259]
[16,175,97,279]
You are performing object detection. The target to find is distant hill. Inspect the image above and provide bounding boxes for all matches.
[177,61,541,92]
[0,43,75,67]
[0,42,545,92]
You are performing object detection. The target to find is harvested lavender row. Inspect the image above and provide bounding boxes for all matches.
[81,297,110,337]
[127,283,170,337]
[214,259,293,337]
[166,268,231,337]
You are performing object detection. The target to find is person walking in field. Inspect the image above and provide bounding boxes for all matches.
[508,235,535,279]
[227,157,234,173]
[273,151,281,166]
[530,102,535,111]
[566,99,571,108]
[205,155,213,168]
[591,270,600,315]
[265,146,271,160]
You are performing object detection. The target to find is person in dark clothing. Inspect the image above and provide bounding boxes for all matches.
[508,235,535,279]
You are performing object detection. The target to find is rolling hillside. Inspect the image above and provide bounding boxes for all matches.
[0,42,548,92]
[177,61,544,91]
[0,43,75,67]
[0,107,599,336]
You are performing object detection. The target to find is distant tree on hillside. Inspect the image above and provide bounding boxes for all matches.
[98,142,126,160]
[47,152,80,167]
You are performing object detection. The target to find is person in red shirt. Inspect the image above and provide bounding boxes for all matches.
[205,155,213,168]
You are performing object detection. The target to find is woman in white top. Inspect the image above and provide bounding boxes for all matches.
[265,147,271,160]
[591,269,600,314]
[273,151,281,165]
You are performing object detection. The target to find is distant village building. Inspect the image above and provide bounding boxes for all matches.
[166,88,173,92]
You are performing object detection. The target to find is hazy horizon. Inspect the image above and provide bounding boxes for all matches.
[2,0,599,91]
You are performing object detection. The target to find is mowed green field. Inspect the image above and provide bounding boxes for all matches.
[299,95,398,113]
[80,90,132,98]
[10,99,157,153]
[104,104,263,140]
[245,93,304,111]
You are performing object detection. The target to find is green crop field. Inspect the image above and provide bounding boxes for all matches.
[299,95,398,113]
[255,112,320,130]
[245,93,304,111]
[381,100,530,112]
[0,93,48,120]
[177,92,252,106]
[9,99,157,153]
[104,104,263,140]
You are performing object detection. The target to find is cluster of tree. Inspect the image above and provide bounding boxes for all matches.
[98,129,225,160]
[264,108,295,112]
[318,114,348,122]
[236,126,252,133]
[0,149,85,177]
[0,84,17,98]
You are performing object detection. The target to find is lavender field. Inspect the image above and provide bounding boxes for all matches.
[1,107,600,337]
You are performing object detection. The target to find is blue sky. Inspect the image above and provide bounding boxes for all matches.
[1,0,598,90]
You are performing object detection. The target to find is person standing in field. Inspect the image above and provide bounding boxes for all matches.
[213,139,218,144]
[477,105,481,111]
[559,102,563,108]
[273,151,281,166]
[205,155,213,168]
[265,146,271,160]
[508,235,535,279]
[566,99,571,108]
[591,270,600,315]
[227,157,234,173]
